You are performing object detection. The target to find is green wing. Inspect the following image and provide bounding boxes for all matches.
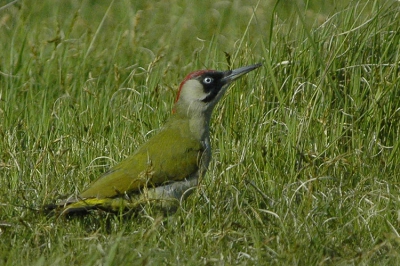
[79,120,203,199]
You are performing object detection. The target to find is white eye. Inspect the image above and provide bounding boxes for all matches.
[203,77,213,84]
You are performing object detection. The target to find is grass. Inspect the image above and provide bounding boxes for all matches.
[1,0,400,264]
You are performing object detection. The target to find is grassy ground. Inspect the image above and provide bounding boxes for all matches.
[1,0,400,265]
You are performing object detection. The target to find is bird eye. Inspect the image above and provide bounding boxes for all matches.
[203,77,213,84]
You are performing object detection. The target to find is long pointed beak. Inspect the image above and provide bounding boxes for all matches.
[222,63,262,83]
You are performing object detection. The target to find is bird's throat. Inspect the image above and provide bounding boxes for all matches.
[188,113,211,142]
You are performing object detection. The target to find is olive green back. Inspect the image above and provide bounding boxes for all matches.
[79,118,204,198]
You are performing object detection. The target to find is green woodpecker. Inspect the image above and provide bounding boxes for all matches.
[46,63,261,215]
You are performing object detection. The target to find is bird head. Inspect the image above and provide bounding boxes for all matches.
[173,63,262,117]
